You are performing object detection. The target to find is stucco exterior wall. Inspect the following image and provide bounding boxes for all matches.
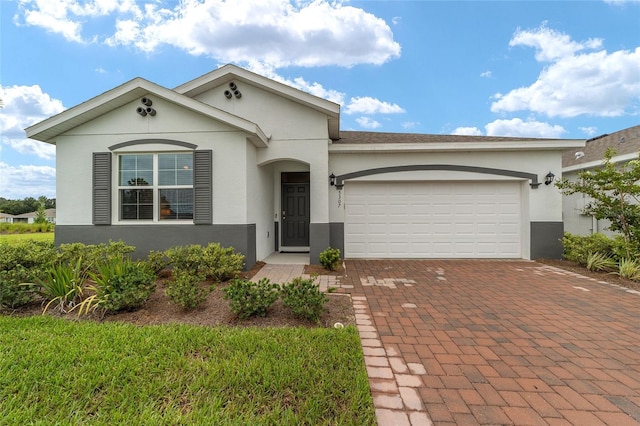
[194,82,329,141]
[55,98,252,226]
[328,150,563,223]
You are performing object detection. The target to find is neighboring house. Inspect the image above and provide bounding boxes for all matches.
[562,125,640,237]
[12,209,57,224]
[0,212,14,223]
[26,64,584,266]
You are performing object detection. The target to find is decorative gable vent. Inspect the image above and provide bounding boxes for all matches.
[223,82,242,99]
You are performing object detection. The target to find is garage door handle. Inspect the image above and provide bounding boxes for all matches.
[282,210,286,220]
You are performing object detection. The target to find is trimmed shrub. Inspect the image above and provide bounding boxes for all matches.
[166,271,210,309]
[58,241,135,274]
[202,243,244,281]
[146,250,170,275]
[319,247,341,271]
[0,240,56,309]
[562,233,616,264]
[164,243,244,281]
[280,277,326,322]
[223,278,279,319]
[85,257,156,313]
[0,266,37,309]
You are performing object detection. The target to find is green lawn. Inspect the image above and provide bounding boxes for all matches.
[0,316,375,425]
[0,232,54,244]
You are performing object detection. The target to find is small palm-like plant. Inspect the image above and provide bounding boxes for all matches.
[37,259,86,314]
[618,258,640,281]
[585,251,617,272]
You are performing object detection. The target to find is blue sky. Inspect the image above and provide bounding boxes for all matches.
[1,0,639,199]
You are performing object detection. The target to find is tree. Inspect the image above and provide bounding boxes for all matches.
[34,204,48,224]
[556,148,640,256]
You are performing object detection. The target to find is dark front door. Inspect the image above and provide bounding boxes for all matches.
[281,182,310,247]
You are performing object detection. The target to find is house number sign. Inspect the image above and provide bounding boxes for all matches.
[337,190,342,208]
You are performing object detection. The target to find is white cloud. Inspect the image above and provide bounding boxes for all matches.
[17,0,401,68]
[492,24,640,118]
[510,23,602,62]
[485,118,566,138]
[480,71,492,78]
[0,85,65,133]
[345,96,405,115]
[356,117,381,129]
[579,126,598,137]
[15,0,142,43]
[0,161,56,199]
[453,127,483,136]
[0,85,63,160]
[401,121,420,130]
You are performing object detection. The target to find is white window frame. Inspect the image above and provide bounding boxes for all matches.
[116,152,194,223]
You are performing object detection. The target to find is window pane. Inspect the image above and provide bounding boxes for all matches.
[177,170,193,185]
[158,153,193,186]
[119,155,153,186]
[120,189,153,220]
[158,170,175,186]
[159,189,193,220]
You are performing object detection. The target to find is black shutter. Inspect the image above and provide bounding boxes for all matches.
[193,150,212,224]
[93,152,112,225]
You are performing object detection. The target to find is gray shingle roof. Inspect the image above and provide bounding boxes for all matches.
[562,125,640,169]
[335,131,560,144]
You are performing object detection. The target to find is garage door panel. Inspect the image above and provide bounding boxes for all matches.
[345,181,522,258]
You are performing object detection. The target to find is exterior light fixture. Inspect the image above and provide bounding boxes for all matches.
[545,172,555,185]
[329,173,336,186]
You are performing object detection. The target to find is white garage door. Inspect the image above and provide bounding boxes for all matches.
[345,181,522,258]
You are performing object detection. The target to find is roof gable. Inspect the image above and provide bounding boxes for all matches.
[174,64,340,139]
[26,78,268,147]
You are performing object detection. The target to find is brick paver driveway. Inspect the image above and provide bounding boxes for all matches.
[340,260,640,426]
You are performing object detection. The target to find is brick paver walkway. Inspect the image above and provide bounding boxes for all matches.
[339,260,640,426]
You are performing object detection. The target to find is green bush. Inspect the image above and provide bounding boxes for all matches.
[146,250,170,275]
[164,244,205,275]
[562,233,616,264]
[280,277,326,322]
[0,266,37,309]
[319,247,341,271]
[58,241,135,274]
[562,232,639,264]
[0,240,56,309]
[0,240,56,271]
[0,222,54,234]
[223,278,280,319]
[202,243,244,281]
[165,271,210,309]
[164,243,244,281]
[83,257,156,313]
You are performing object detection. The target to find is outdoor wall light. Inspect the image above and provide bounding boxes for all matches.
[329,173,336,186]
[545,171,555,185]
